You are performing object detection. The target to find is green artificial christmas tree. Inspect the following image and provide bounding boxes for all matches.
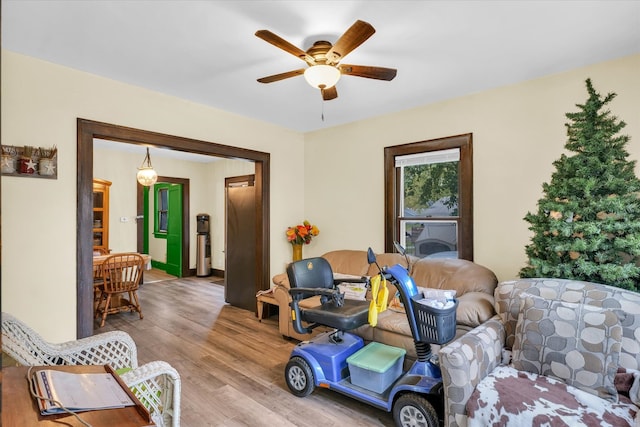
[520,79,640,291]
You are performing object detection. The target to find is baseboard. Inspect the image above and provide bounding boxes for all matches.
[187,268,224,278]
[151,260,166,270]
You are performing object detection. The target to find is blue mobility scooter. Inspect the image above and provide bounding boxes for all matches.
[284,247,458,427]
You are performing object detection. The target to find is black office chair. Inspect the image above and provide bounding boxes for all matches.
[287,257,370,338]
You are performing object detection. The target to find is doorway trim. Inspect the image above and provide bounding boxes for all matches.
[137,177,190,278]
[77,118,270,338]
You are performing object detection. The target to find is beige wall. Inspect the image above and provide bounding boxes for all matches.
[1,50,304,341]
[2,49,638,341]
[303,54,640,281]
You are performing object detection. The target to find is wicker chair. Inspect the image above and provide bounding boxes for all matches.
[2,312,181,427]
[96,253,144,327]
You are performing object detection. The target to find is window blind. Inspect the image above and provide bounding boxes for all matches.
[395,148,460,167]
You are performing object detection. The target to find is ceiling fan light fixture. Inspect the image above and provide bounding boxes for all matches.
[136,147,158,186]
[303,65,341,90]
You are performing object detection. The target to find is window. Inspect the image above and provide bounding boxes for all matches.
[384,134,473,260]
[154,185,169,237]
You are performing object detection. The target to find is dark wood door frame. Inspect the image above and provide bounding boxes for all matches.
[77,118,270,338]
[136,176,190,278]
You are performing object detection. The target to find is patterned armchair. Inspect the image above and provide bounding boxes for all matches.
[439,279,640,427]
[2,312,181,427]
[438,315,505,426]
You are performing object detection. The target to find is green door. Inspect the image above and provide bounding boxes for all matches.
[166,184,182,277]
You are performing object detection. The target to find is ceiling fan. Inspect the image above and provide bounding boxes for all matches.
[255,20,397,101]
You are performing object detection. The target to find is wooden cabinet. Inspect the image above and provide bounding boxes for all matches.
[93,178,112,254]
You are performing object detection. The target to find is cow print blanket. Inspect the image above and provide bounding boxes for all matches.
[466,365,638,427]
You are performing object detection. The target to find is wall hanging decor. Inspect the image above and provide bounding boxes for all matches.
[1,144,57,179]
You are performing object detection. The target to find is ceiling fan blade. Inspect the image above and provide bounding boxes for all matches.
[321,86,338,101]
[339,64,397,81]
[326,20,376,64]
[257,69,305,84]
[255,30,315,64]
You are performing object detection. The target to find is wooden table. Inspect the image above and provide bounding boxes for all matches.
[2,365,154,426]
[256,289,278,321]
[93,253,152,270]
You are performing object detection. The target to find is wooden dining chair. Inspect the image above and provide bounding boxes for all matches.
[96,253,145,328]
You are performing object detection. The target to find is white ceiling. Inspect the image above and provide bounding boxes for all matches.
[2,1,639,133]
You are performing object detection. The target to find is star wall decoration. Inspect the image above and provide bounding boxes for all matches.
[2,145,58,179]
[25,159,37,172]
[1,156,14,169]
[43,161,56,175]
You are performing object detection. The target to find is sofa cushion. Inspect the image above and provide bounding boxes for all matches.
[512,294,622,402]
[321,250,370,276]
[410,258,497,296]
[373,309,412,336]
[466,365,637,427]
[456,292,495,328]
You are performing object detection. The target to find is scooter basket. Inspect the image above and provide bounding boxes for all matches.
[410,296,458,344]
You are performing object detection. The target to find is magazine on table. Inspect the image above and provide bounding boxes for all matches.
[30,368,135,415]
[337,282,368,300]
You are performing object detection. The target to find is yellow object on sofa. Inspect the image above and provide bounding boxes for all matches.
[368,274,388,327]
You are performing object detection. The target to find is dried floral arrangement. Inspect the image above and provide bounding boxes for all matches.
[20,145,35,159]
[39,145,58,159]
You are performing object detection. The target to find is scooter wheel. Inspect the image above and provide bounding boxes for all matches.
[393,393,438,427]
[285,356,315,397]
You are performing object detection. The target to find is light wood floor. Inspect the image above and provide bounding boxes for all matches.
[100,269,395,427]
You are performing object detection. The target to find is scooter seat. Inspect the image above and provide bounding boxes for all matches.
[300,299,370,331]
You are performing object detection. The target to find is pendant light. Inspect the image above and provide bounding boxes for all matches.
[136,147,158,186]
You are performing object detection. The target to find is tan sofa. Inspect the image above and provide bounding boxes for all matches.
[272,249,498,360]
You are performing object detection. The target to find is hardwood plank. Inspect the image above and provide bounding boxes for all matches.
[100,271,394,426]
